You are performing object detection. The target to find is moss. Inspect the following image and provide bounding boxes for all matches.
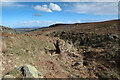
[7,70,23,78]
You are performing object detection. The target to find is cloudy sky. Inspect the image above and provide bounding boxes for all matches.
[1,2,118,28]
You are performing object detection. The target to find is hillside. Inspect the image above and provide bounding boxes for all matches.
[0,25,13,31]
[28,19,119,35]
[1,19,120,79]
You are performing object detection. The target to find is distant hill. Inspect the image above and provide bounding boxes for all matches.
[49,23,70,27]
[14,28,37,32]
[28,19,119,36]
[48,19,119,27]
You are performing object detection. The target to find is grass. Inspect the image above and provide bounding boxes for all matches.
[7,69,23,78]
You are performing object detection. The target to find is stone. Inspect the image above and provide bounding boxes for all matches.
[4,75,15,78]
[108,35,113,39]
[3,64,43,78]
[22,64,43,78]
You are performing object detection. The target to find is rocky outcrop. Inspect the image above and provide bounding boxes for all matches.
[3,64,43,78]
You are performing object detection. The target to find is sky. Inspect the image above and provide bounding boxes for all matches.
[1,2,118,28]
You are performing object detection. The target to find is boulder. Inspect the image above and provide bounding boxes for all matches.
[21,64,43,78]
[3,64,43,78]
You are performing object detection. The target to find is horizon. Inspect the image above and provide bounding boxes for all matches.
[2,19,119,29]
[1,2,118,28]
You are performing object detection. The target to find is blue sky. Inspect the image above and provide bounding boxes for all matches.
[1,2,118,28]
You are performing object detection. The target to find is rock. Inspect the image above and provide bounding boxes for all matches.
[113,34,119,39]
[22,64,43,78]
[108,34,119,39]
[3,64,43,78]
[108,35,113,39]
[3,75,15,78]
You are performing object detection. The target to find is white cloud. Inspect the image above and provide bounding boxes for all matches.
[14,20,58,28]
[1,2,14,7]
[49,3,62,11]
[42,5,47,8]
[33,5,52,12]
[23,21,41,24]
[1,2,27,8]
[66,20,81,24]
[33,3,62,12]
[23,20,63,25]
[13,20,81,28]
[76,20,81,23]
[65,2,118,15]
